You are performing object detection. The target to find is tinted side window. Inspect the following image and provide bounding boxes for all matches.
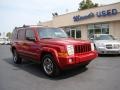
[26,29,35,39]
[18,29,26,40]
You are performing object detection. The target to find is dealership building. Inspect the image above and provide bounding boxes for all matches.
[40,2,120,40]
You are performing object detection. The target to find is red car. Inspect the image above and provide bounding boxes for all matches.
[10,25,97,77]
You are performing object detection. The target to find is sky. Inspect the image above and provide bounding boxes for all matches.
[0,0,120,34]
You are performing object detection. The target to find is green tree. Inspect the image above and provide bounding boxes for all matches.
[78,0,98,10]
[6,32,12,39]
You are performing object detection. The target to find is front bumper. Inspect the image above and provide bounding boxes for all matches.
[58,51,97,70]
[97,47,120,54]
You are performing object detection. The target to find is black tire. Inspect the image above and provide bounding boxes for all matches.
[13,50,22,64]
[42,54,60,77]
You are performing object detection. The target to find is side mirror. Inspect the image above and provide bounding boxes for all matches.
[26,37,36,41]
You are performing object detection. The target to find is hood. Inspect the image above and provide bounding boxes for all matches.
[94,40,120,44]
[40,38,91,46]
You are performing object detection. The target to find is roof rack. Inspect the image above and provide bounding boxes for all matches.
[14,24,29,29]
[15,24,47,29]
[28,25,47,27]
[23,24,30,28]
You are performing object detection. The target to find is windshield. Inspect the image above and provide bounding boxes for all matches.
[94,35,115,40]
[38,28,68,39]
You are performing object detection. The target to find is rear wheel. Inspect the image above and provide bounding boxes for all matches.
[42,54,60,77]
[13,50,22,64]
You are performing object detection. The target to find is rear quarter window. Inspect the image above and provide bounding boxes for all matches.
[12,29,18,40]
[17,29,26,40]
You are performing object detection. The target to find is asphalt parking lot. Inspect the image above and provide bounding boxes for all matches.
[0,45,120,90]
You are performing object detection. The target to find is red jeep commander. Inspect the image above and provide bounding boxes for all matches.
[11,25,97,76]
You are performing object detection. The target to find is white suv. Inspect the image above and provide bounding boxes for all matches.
[0,38,5,45]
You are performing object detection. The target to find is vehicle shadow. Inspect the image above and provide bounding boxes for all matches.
[3,57,88,80]
[98,54,120,57]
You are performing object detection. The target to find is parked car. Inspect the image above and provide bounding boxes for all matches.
[91,34,120,54]
[10,25,97,77]
[0,38,4,45]
[0,38,11,45]
[5,39,11,45]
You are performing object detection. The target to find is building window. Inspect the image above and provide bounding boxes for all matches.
[66,29,70,37]
[101,24,109,34]
[76,29,81,38]
[88,23,109,39]
[65,28,81,39]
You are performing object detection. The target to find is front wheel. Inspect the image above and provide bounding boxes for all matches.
[42,54,60,77]
[13,50,22,64]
